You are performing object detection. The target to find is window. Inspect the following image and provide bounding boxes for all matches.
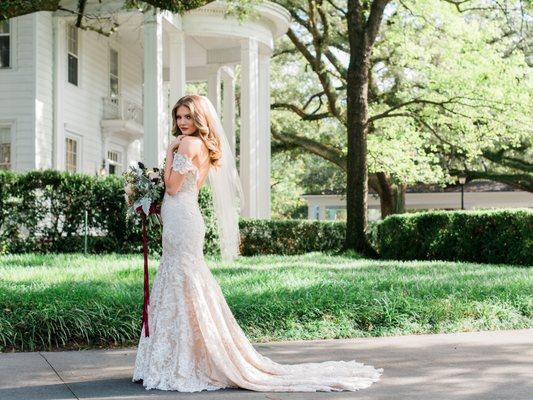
[0,126,11,170]
[65,137,78,172]
[0,20,9,68]
[109,48,119,97]
[67,24,78,85]
[107,149,122,175]
[326,206,346,221]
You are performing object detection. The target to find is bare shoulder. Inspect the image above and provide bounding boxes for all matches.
[182,135,203,145]
[185,135,209,154]
[180,136,207,158]
[179,135,202,153]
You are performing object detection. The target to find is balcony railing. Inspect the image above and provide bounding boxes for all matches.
[102,95,143,125]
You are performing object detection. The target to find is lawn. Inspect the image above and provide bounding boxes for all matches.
[0,252,531,352]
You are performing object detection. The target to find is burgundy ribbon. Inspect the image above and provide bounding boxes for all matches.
[140,212,150,337]
[135,204,161,337]
[136,203,160,338]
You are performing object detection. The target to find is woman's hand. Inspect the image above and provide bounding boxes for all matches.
[168,135,186,153]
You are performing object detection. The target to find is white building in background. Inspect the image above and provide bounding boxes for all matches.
[303,181,533,221]
[0,0,290,218]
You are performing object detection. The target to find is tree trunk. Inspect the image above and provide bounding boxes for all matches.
[375,172,407,218]
[393,183,406,213]
[376,172,394,217]
[345,29,376,256]
[345,0,390,257]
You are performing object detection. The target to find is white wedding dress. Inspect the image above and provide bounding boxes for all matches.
[132,152,383,392]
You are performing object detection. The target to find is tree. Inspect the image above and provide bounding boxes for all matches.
[272,0,411,222]
[382,0,532,191]
[0,0,214,22]
[270,0,531,256]
[344,0,388,255]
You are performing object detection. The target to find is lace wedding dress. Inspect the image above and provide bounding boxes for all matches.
[132,152,383,392]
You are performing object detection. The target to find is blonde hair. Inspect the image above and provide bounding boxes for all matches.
[170,94,222,167]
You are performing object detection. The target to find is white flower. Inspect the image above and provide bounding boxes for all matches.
[124,184,134,196]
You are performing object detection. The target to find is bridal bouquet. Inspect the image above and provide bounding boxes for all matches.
[123,161,164,226]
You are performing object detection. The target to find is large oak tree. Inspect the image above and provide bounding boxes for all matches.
[271,0,531,256]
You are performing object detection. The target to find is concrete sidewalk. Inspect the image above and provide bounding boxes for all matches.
[1,329,532,400]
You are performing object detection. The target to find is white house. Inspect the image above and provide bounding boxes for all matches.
[0,0,291,218]
[302,181,533,221]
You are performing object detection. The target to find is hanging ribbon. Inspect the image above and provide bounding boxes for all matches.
[136,203,161,338]
[140,212,150,337]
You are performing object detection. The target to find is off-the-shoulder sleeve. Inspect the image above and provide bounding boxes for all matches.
[172,152,195,174]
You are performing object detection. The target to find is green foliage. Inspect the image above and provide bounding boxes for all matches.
[269,0,532,217]
[1,252,531,351]
[239,218,346,255]
[1,170,348,258]
[0,170,220,257]
[0,0,214,21]
[5,172,530,266]
[123,0,213,14]
[374,0,532,182]
[377,208,533,265]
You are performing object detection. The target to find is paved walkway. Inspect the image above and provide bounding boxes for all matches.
[1,329,532,400]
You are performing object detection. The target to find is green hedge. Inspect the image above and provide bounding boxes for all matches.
[0,170,220,256]
[0,170,346,257]
[239,218,346,255]
[376,209,533,265]
[3,171,531,264]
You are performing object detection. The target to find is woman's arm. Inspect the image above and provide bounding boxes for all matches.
[164,138,198,196]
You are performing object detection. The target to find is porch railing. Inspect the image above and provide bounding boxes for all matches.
[102,96,143,125]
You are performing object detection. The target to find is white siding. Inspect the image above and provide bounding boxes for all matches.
[0,12,144,174]
[61,22,143,175]
[116,37,143,107]
[35,12,54,170]
[0,15,36,171]
[62,24,107,174]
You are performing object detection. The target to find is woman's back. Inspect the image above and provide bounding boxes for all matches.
[192,137,210,189]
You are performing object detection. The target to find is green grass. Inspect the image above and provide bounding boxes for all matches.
[0,252,531,352]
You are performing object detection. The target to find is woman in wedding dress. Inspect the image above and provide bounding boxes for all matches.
[132,94,383,392]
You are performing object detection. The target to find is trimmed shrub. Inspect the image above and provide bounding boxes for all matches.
[1,170,354,258]
[0,170,220,257]
[376,209,533,265]
[239,218,346,255]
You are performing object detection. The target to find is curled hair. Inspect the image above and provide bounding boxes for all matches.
[170,94,222,167]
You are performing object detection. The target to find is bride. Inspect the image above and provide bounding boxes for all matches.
[132,94,383,392]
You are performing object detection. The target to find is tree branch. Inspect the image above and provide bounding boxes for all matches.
[365,0,390,46]
[272,102,332,121]
[449,169,533,192]
[482,149,533,173]
[271,127,347,170]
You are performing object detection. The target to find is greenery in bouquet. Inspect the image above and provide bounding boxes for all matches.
[123,161,165,226]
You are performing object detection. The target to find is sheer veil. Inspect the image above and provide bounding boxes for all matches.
[200,95,244,262]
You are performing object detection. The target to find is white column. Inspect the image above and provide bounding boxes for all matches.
[319,205,326,220]
[221,66,236,156]
[257,49,272,219]
[240,38,259,218]
[126,140,141,169]
[207,64,221,115]
[142,8,164,168]
[168,30,186,108]
[162,81,171,150]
